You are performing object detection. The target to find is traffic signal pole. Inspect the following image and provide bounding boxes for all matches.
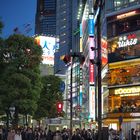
[97,8,102,140]
[70,56,73,139]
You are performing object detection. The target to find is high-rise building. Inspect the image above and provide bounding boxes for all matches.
[54,0,85,127]
[54,0,80,74]
[35,0,56,35]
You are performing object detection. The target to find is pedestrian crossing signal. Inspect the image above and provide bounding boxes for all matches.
[57,102,63,113]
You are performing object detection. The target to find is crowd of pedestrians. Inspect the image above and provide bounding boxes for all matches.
[1,126,140,140]
[109,128,140,140]
[0,127,98,140]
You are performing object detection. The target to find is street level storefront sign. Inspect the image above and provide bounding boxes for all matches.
[115,87,140,95]
[130,113,140,117]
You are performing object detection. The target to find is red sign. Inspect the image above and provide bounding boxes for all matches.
[89,63,94,84]
[101,38,108,67]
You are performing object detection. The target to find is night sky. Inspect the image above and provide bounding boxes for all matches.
[0,0,37,38]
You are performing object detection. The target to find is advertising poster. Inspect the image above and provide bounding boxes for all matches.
[101,38,108,67]
[89,86,95,120]
[35,36,57,65]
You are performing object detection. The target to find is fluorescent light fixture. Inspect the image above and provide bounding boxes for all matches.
[117,11,136,19]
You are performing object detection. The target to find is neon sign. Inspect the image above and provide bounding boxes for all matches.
[118,34,138,48]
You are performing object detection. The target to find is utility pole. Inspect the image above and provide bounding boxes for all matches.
[97,1,103,140]
[70,56,73,139]
[94,0,103,139]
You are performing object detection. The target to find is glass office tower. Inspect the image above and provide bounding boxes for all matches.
[35,0,56,35]
[54,0,80,74]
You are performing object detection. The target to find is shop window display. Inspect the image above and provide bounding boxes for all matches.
[107,88,140,113]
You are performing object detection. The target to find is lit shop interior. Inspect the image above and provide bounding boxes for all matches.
[103,60,140,113]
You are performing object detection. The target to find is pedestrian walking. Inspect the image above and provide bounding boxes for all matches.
[53,131,62,140]
[7,129,15,140]
[119,128,124,140]
[14,129,22,140]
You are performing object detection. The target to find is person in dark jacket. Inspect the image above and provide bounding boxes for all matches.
[71,129,82,140]
[26,128,34,140]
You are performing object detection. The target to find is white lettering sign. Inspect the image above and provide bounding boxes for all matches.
[130,113,140,117]
[117,34,138,48]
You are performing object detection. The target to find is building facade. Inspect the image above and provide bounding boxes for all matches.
[54,0,80,74]
[54,0,83,128]
[35,0,56,35]
[101,0,140,138]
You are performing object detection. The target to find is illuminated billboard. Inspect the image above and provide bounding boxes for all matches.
[35,36,57,65]
[88,14,94,36]
[108,31,140,63]
[89,62,94,84]
[101,38,108,67]
[89,86,95,120]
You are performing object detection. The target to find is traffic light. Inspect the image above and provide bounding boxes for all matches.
[56,102,63,113]
[60,55,71,64]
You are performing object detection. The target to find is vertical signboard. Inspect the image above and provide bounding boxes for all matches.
[79,67,83,106]
[88,14,94,36]
[80,23,83,37]
[79,86,83,106]
[80,23,83,52]
[89,86,95,120]
[101,38,108,67]
[89,37,95,60]
[89,63,94,84]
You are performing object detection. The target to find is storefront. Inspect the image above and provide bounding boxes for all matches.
[103,85,140,138]
[108,59,140,87]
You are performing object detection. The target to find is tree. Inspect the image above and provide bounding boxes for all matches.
[0,34,43,128]
[34,75,63,121]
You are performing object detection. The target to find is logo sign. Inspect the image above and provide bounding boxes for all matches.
[118,34,138,48]
[115,87,140,95]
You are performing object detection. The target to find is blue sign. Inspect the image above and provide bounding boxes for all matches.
[59,81,65,92]
[80,23,82,37]
[88,18,94,36]
[79,92,82,106]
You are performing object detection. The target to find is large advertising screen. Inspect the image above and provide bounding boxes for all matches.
[35,36,56,65]
[108,31,140,63]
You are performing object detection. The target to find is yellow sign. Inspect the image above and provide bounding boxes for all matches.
[115,87,140,95]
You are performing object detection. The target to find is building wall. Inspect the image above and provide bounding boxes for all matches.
[101,0,140,133]
[35,0,56,35]
[54,0,80,74]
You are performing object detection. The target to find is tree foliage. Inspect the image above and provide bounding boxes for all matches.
[34,75,63,120]
[0,34,43,126]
